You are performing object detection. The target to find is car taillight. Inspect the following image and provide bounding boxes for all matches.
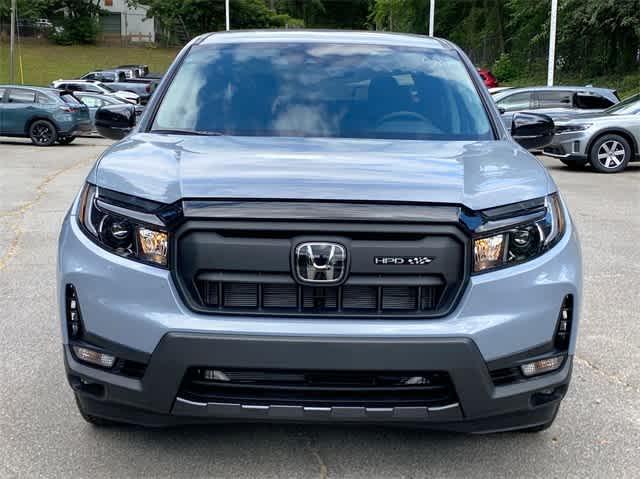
[59,106,76,113]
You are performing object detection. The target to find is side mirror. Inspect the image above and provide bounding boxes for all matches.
[511,112,555,150]
[95,104,136,140]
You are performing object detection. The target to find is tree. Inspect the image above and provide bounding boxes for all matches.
[49,0,103,44]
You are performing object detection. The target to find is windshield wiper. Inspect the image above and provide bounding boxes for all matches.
[149,128,225,136]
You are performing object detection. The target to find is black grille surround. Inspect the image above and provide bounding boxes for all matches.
[171,210,471,319]
[179,367,458,408]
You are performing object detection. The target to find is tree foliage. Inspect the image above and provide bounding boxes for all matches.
[370,0,640,78]
[3,0,639,80]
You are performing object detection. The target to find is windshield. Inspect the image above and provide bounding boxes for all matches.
[152,43,493,141]
[606,94,640,115]
[61,93,83,105]
[98,83,115,93]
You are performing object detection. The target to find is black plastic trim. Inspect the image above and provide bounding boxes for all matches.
[171,220,470,319]
[65,333,573,431]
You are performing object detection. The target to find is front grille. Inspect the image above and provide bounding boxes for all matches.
[196,277,442,316]
[179,367,458,408]
[174,217,469,318]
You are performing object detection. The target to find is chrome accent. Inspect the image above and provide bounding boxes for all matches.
[294,242,347,284]
[427,402,461,411]
[174,398,462,421]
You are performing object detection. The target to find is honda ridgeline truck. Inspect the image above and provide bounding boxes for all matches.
[58,31,581,433]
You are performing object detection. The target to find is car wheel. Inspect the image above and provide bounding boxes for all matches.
[560,159,587,170]
[29,120,58,146]
[58,136,76,145]
[74,395,117,427]
[589,134,631,173]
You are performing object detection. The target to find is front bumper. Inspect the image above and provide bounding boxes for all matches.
[67,334,572,433]
[59,205,581,431]
[544,131,590,160]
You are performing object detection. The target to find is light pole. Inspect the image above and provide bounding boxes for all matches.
[428,0,435,37]
[547,0,558,86]
[9,0,16,83]
[225,0,230,31]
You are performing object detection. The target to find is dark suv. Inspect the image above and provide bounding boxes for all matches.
[0,85,91,145]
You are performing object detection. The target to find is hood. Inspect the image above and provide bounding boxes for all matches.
[552,110,610,123]
[93,134,553,211]
[557,112,639,125]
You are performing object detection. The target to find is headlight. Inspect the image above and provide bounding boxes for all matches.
[473,193,566,273]
[78,184,168,267]
[554,123,592,133]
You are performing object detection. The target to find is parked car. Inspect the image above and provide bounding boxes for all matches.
[114,64,163,80]
[494,86,619,130]
[544,93,640,173]
[477,68,499,88]
[75,73,154,104]
[0,85,90,145]
[51,79,140,105]
[489,86,513,95]
[73,92,144,133]
[115,64,148,77]
[80,70,127,83]
[34,18,53,29]
[60,31,580,433]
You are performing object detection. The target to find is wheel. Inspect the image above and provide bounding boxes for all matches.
[58,136,76,145]
[560,159,587,170]
[74,394,117,427]
[589,134,631,173]
[29,120,58,146]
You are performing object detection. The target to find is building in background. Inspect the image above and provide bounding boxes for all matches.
[99,0,155,45]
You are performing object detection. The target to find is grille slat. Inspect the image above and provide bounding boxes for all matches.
[223,283,258,308]
[197,278,442,316]
[342,286,378,310]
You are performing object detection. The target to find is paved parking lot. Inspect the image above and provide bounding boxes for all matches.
[0,137,639,478]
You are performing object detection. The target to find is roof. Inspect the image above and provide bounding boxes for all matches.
[0,84,62,94]
[198,30,449,50]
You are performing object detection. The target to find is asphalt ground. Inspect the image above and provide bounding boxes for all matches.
[0,137,639,478]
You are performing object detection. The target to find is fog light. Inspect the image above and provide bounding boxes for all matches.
[66,284,83,339]
[72,346,116,368]
[555,295,573,350]
[520,356,564,377]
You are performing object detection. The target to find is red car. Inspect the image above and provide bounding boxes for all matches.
[477,68,499,88]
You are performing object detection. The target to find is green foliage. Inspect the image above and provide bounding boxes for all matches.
[492,52,516,82]
[369,0,640,78]
[50,15,101,45]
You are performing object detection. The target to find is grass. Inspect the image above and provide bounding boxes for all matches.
[0,41,180,86]
[1,40,639,99]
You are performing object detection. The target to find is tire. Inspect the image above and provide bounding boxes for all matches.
[28,120,58,146]
[560,159,587,170]
[74,395,117,427]
[58,136,76,145]
[589,134,632,173]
